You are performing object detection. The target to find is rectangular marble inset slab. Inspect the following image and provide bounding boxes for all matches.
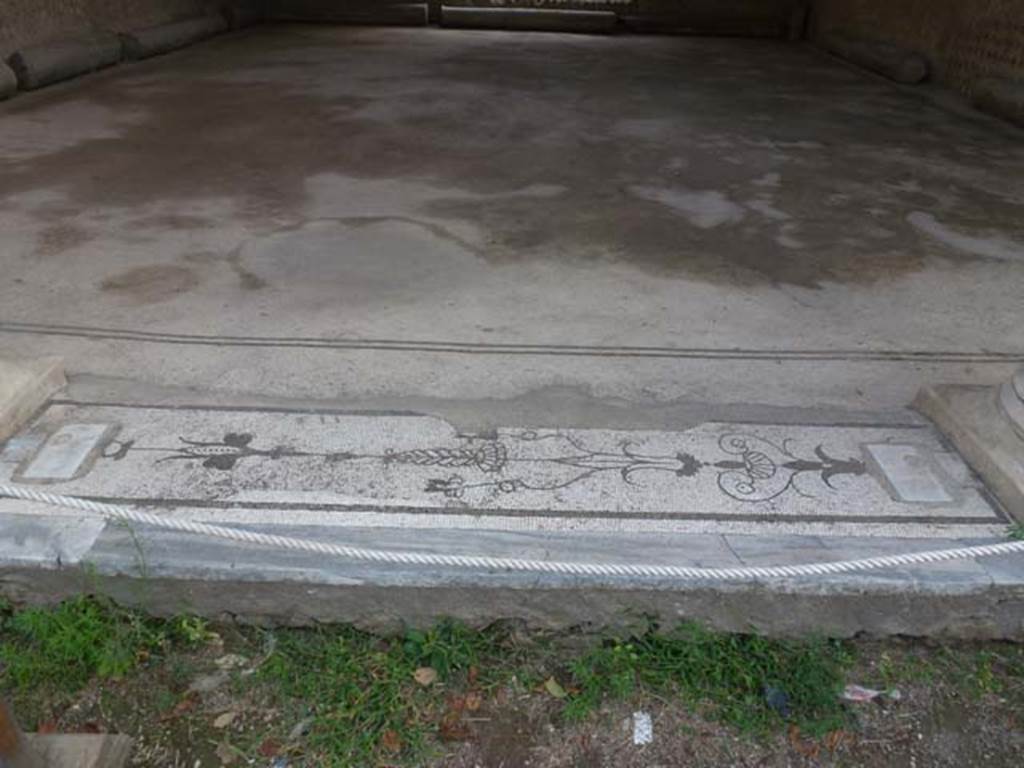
[864,444,954,504]
[0,513,106,565]
[17,423,114,481]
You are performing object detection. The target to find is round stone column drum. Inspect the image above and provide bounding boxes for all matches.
[999,367,1024,441]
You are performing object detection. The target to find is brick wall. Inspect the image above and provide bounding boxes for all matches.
[811,0,1024,95]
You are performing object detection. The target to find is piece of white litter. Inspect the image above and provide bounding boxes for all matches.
[632,711,653,745]
[842,684,884,702]
[841,684,902,703]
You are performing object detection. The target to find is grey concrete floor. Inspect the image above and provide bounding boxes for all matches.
[1,24,1023,412]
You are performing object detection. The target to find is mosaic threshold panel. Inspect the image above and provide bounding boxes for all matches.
[0,401,1009,538]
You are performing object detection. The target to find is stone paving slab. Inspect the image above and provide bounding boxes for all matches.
[23,734,132,768]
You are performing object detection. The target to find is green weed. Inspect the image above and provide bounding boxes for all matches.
[172,615,216,646]
[562,623,853,735]
[0,596,164,692]
[258,620,854,764]
[257,621,518,766]
[0,596,167,727]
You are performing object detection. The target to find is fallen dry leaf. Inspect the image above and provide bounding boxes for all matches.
[215,741,238,766]
[413,666,438,686]
[380,729,402,753]
[188,671,230,695]
[162,692,199,721]
[465,692,482,712]
[287,715,315,741]
[439,711,470,742]
[788,725,820,759]
[213,711,237,729]
[36,721,58,735]
[824,730,851,752]
[258,738,281,757]
[544,677,567,699]
[467,666,479,686]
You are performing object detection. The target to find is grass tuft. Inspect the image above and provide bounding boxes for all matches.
[0,596,165,693]
[258,621,516,765]
[562,623,852,735]
[257,620,853,763]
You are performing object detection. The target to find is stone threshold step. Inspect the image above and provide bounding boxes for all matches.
[2,375,1022,638]
[3,513,1023,638]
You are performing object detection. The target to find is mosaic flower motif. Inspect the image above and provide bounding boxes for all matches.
[156,433,356,470]
[426,475,467,499]
[713,433,865,502]
[675,452,703,477]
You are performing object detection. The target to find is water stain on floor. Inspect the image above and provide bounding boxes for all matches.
[99,264,200,304]
[1,27,1023,288]
[33,222,93,257]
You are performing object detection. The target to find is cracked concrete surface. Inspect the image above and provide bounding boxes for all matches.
[0,24,1023,411]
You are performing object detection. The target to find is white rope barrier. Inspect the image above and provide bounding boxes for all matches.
[2,483,1022,581]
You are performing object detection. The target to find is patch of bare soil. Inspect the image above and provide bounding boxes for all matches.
[439,641,1024,768]
[441,689,1023,768]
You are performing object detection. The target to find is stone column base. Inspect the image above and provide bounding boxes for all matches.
[999,368,1024,441]
[0,356,65,444]
[915,369,1024,524]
